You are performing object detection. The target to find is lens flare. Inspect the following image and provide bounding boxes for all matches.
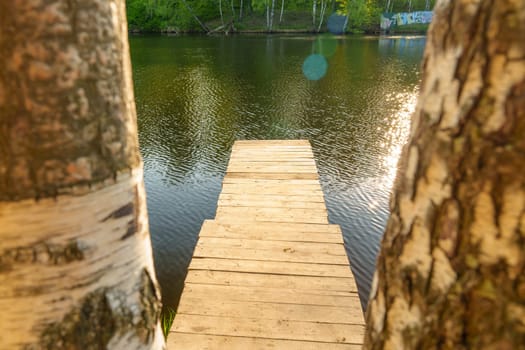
[302,54,328,81]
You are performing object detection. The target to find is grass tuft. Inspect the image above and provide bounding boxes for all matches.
[161,307,176,340]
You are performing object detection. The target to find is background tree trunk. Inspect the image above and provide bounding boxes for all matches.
[312,0,317,27]
[365,0,525,348]
[239,0,244,21]
[279,0,285,24]
[0,1,164,349]
[220,0,224,25]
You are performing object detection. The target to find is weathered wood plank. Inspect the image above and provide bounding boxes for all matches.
[199,220,344,243]
[221,178,320,185]
[180,283,360,307]
[184,270,358,292]
[218,198,327,209]
[172,314,365,344]
[226,165,318,173]
[176,298,363,324]
[220,185,323,196]
[225,172,319,180]
[168,333,363,350]
[189,258,352,277]
[215,207,329,224]
[193,246,348,265]
[234,140,311,145]
[200,220,342,234]
[195,237,345,255]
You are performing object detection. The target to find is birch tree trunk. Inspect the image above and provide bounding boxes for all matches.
[365,0,525,348]
[230,0,235,19]
[279,0,285,24]
[220,0,224,25]
[266,0,270,31]
[239,0,243,21]
[269,0,276,32]
[317,0,328,32]
[0,1,164,349]
[312,0,317,27]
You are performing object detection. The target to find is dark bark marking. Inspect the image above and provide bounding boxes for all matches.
[121,219,138,240]
[137,268,162,343]
[30,269,161,350]
[0,240,87,273]
[102,201,134,222]
[32,288,125,350]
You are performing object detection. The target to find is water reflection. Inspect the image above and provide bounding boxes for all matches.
[130,35,426,310]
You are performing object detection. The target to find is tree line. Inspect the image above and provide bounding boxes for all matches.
[126,0,436,33]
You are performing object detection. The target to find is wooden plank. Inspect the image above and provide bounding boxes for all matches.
[218,198,327,209]
[226,165,317,173]
[193,246,348,265]
[180,283,360,307]
[168,333,362,350]
[200,220,342,234]
[195,237,345,255]
[176,298,363,325]
[184,271,358,292]
[233,140,311,145]
[225,172,319,180]
[221,178,320,185]
[199,221,343,243]
[215,206,328,217]
[189,258,352,277]
[218,193,326,203]
[171,314,365,344]
[220,184,323,195]
[231,147,313,152]
[215,207,329,224]
[229,157,317,165]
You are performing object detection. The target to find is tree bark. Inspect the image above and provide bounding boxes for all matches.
[220,0,224,25]
[279,0,285,24]
[230,0,235,19]
[269,0,276,32]
[312,0,317,27]
[0,1,164,349]
[317,0,328,32]
[365,0,525,348]
[239,0,243,21]
[266,0,270,31]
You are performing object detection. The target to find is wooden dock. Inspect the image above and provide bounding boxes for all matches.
[168,140,365,349]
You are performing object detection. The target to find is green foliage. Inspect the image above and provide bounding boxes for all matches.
[161,307,176,339]
[125,0,433,32]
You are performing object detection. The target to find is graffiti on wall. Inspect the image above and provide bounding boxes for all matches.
[381,11,433,30]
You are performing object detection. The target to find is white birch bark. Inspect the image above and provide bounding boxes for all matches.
[0,170,164,350]
[317,0,328,32]
[365,0,525,348]
[0,1,164,348]
[312,0,317,27]
[220,0,224,25]
[280,0,285,23]
[240,0,244,20]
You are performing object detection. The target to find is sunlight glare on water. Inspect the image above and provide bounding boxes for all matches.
[380,92,417,191]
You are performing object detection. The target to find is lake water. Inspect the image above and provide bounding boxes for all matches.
[129,34,426,311]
